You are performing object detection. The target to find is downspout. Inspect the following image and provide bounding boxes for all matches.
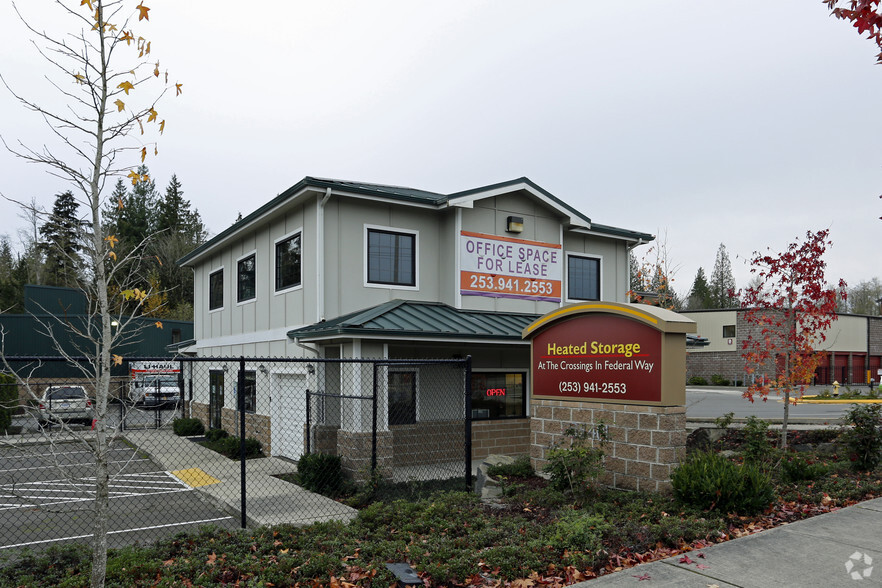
[626,238,648,302]
[316,187,332,323]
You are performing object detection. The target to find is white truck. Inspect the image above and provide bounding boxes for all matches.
[128,360,182,405]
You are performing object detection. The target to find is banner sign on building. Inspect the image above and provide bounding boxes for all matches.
[530,314,662,403]
[459,231,562,302]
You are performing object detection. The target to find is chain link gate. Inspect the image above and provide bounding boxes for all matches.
[0,355,471,555]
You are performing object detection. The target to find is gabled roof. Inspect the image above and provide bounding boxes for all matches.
[179,176,654,266]
[287,299,537,343]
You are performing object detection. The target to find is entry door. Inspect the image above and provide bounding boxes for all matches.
[209,370,224,430]
[270,372,307,460]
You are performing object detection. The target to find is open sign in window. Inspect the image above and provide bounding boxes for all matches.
[471,372,525,419]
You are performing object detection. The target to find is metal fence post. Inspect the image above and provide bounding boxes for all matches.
[305,388,311,455]
[371,361,378,474]
[238,356,246,528]
[465,355,473,491]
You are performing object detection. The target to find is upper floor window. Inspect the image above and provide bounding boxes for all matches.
[366,227,417,288]
[275,232,302,292]
[209,268,224,310]
[237,253,256,303]
[567,254,600,301]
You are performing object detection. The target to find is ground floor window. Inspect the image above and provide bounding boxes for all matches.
[242,370,256,413]
[388,371,416,426]
[471,372,526,419]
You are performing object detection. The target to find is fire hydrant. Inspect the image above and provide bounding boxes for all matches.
[832,380,840,397]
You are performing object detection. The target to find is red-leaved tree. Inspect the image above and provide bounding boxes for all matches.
[740,229,847,449]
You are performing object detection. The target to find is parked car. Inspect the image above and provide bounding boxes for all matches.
[37,385,93,426]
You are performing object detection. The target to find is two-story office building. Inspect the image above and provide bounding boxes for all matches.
[178,176,653,463]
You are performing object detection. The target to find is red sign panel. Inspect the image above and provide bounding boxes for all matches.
[532,315,662,403]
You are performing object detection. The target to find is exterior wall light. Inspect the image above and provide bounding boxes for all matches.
[506,215,524,233]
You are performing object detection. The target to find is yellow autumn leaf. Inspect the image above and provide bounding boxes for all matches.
[147,107,158,122]
[117,80,134,94]
[117,195,124,210]
[108,250,117,261]
[137,117,144,135]
[104,235,119,248]
[74,73,86,84]
[81,0,93,10]
[136,2,150,21]
[159,119,165,134]
[120,30,134,45]
[140,146,146,162]
[155,321,163,330]
[107,22,117,32]
[144,41,151,55]
[175,83,183,96]
[112,354,123,366]
[114,98,125,112]
[127,169,140,185]
[153,61,160,77]
[154,145,158,156]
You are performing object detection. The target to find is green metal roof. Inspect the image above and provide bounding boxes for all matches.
[179,176,654,266]
[287,300,538,342]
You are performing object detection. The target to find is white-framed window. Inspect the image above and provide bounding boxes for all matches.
[208,267,224,311]
[274,229,303,293]
[388,370,417,426]
[237,251,257,304]
[364,225,418,290]
[566,253,601,301]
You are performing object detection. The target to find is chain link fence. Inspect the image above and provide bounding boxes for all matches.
[0,355,471,554]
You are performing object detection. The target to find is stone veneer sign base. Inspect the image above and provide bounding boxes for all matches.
[522,302,695,492]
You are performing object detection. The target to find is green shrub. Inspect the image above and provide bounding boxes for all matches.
[841,404,882,471]
[217,436,262,459]
[672,450,775,514]
[688,376,708,386]
[0,374,16,433]
[172,417,204,437]
[205,428,228,442]
[543,425,607,503]
[297,452,346,495]
[487,455,534,478]
[542,511,611,569]
[742,416,773,462]
[781,455,830,483]
[710,374,730,386]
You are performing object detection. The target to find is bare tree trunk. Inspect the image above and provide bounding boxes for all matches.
[781,389,790,450]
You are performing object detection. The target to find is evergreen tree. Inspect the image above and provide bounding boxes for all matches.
[710,243,737,308]
[39,191,85,288]
[686,267,713,310]
[0,237,24,313]
[150,174,207,318]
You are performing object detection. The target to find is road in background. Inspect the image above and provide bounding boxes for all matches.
[685,386,867,423]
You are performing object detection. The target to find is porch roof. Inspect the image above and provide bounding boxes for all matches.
[286,300,538,343]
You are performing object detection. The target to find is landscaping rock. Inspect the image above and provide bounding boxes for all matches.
[474,454,517,500]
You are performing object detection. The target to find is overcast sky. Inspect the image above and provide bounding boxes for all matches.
[1,0,881,299]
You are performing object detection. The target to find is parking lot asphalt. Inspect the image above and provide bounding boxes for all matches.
[0,438,239,552]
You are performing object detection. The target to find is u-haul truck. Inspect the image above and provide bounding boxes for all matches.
[129,360,182,405]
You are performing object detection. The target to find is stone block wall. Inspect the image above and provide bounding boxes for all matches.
[531,399,686,493]
[337,430,393,481]
[392,420,464,467]
[472,418,530,461]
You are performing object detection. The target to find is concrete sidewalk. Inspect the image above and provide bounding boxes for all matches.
[571,497,882,587]
[124,429,357,527]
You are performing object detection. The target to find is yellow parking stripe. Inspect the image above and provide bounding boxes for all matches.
[171,468,220,487]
